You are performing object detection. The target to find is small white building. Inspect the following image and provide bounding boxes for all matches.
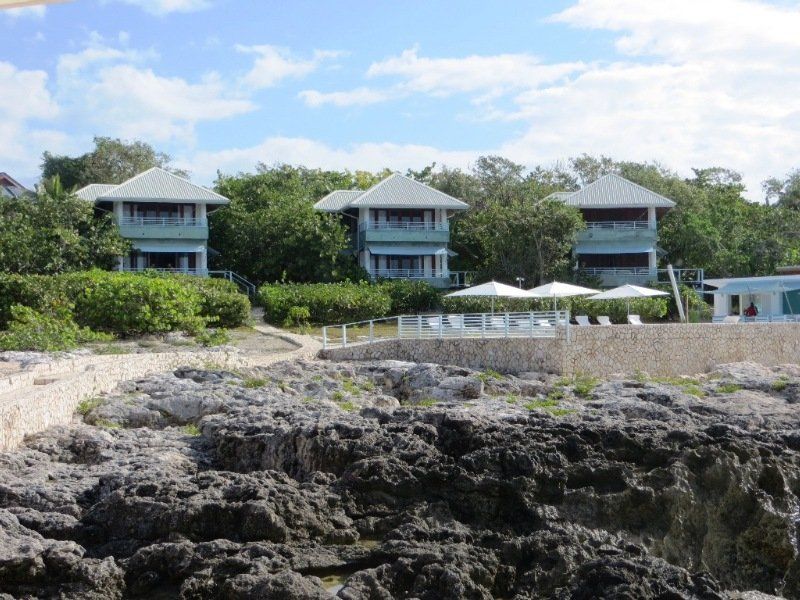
[706,274,800,320]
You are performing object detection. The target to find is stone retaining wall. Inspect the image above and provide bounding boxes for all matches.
[0,350,253,452]
[320,322,800,376]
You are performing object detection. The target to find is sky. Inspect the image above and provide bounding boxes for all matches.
[1,0,799,198]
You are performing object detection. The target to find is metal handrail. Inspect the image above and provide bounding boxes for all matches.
[359,221,448,231]
[122,267,208,275]
[585,221,651,230]
[119,217,206,226]
[322,310,570,349]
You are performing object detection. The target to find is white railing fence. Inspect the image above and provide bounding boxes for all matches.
[372,268,447,279]
[119,217,206,227]
[585,221,651,230]
[322,311,569,349]
[360,221,449,231]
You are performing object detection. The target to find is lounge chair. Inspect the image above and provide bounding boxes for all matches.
[446,315,464,329]
[722,315,740,324]
[575,315,591,326]
[426,316,442,331]
[597,316,612,326]
[490,316,507,329]
[536,319,553,327]
[628,314,643,325]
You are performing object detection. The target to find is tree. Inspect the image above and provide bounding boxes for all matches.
[0,176,129,274]
[210,165,377,284]
[763,169,800,209]
[41,136,187,191]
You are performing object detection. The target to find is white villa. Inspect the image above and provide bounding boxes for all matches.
[546,174,676,287]
[76,168,229,275]
[707,274,800,321]
[314,173,469,288]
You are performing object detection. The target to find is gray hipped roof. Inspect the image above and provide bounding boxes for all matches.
[75,168,229,205]
[75,184,117,203]
[313,173,468,212]
[551,174,676,209]
[314,190,363,212]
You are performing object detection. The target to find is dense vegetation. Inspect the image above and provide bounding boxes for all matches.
[0,177,129,275]
[0,271,250,350]
[259,280,441,326]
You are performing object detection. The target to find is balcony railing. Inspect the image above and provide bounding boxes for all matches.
[585,221,651,230]
[372,268,447,279]
[120,267,208,275]
[580,267,653,276]
[119,217,206,227]
[360,221,448,231]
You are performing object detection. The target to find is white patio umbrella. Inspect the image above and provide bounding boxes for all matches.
[588,284,669,317]
[527,281,600,311]
[445,280,537,313]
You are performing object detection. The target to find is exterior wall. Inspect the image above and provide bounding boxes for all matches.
[320,322,800,377]
[0,349,247,452]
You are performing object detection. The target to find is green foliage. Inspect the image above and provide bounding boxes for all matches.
[524,398,559,410]
[546,388,566,403]
[182,424,201,436]
[259,282,392,325]
[195,328,230,347]
[569,374,600,398]
[242,377,268,389]
[772,377,790,392]
[416,397,438,407]
[210,165,371,284]
[377,280,440,314]
[76,397,102,416]
[338,401,358,412]
[0,305,112,351]
[0,271,248,338]
[716,383,742,394]
[476,368,503,383]
[41,136,186,191]
[0,179,129,275]
[331,390,345,402]
[75,274,205,335]
[176,276,251,328]
[283,306,311,327]
[505,394,520,404]
[95,419,121,429]
[340,378,361,396]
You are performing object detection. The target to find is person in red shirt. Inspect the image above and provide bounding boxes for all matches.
[744,302,758,317]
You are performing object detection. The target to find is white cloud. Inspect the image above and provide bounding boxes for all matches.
[84,65,255,142]
[3,5,46,19]
[179,136,477,185]
[236,45,343,89]
[367,47,586,97]
[299,87,392,108]
[109,0,210,15]
[0,61,57,120]
[51,34,254,144]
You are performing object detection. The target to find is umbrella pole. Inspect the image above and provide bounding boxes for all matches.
[491,297,495,315]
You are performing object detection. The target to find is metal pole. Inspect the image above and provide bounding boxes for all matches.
[322,326,327,349]
[342,325,347,348]
[369,320,374,343]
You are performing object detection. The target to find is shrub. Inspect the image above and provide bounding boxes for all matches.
[75,274,205,335]
[283,306,311,327]
[259,282,392,325]
[195,328,230,347]
[174,276,251,328]
[0,304,112,352]
[0,270,252,334]
[378,280,440,314]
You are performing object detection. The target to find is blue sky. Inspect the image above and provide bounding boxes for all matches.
[2,0,799,198]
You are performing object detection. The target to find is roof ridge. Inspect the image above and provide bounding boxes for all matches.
[353,172,468,208]
[591,173,675,204]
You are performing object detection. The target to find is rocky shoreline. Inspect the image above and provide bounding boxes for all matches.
[2,358,800,598]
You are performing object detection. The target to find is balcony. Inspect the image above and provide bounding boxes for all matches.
[577,221,656,243]
[117,217,208,240]
[370,268,451,289]
[120,267,209,276]
[579,267,656,287]
[359,221,450,244]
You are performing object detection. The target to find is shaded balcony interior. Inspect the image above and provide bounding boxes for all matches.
[122,249,207,275]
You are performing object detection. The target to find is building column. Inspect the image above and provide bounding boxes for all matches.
[713,294,728,317]
[179,254,190,273]
[136,254,146,271]
[647,206,656,229]
[197,248,207,274]
[197,203,207,225]
[441,253,449,277]
[116,256,124,271]
[424,256,432,277]
[363,248,372,275]
[113,201,123,223]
